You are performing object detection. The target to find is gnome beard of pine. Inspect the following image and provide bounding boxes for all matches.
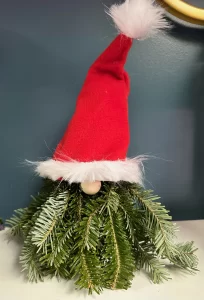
[7,179,198,294]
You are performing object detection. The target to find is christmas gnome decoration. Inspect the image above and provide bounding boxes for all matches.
[8,0,198,294]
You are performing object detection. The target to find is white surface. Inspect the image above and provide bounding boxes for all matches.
[0,220,204,300]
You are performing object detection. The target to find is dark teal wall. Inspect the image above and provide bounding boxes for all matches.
[185,0,204,7]
[0,0,204,220]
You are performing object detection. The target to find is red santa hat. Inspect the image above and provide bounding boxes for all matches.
[33,0,168,184]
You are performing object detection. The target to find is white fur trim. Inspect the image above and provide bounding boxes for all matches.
[106,0,170,39]
[27,157,147,184]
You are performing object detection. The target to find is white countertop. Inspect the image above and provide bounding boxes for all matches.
[0,220,204,300]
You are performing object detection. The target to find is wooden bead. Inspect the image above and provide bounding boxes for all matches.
[80,181,101,195]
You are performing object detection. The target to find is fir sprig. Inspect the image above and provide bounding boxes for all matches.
[7,180,53,236]
[20,234,44,282]
[39,225,74,268]
[71,197,104,293]
[74,250,102,294]
[7,180,198,294]
[6,208,28,236]
[131,186,179,258]
[103,208,135,290]
[170,241,198,272]
[143,254,171,284]
[31,191,70,253]
[80,204,101,251]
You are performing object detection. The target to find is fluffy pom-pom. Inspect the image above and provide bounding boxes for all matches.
[106,0,169,39]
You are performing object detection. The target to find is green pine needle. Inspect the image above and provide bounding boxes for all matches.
[74,250,102,294]
[7,180,199,294]
[143,255,171,284]
[31,191,70,253]
[6,208,28,236]
[170,241,199,272]
[20,235,44,282]
[103,208,135,290]
[131,186,179,258]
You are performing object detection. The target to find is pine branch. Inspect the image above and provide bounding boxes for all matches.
[39,224,74,268]
[103,209,135,290]
[43,263,71,280]
[75,190,110,248]
[81,206,101,251]
[134,239,171,283]
[118,190,170,283]
[0,217,4,231]
[6,182,50,237]
[74,250,102,295]
[105,185,120,213]
[7,180,199,294]
[109,209,120,289]
[143,254,170,284]
[22,209,43,237]
[70,197,104,293]
[129,185,198,276]
[73,198,103,252]
[38,184,82,275]
[117,187,144,245]
[119,203,136,243]
[6,208,28,236]
[170,241,199,272]
[7,206,42,238]
[31,191,70,253]
[20,235,44,282]
[77,193,83,221]
[131,186,179,258]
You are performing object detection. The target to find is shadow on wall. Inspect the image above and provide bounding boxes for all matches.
[0,29,79,219]
[191,49,204,218]
[127,20,204,220]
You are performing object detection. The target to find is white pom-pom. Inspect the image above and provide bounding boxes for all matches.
[106,0,170,39]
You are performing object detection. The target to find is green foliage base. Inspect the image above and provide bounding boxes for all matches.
[7,180,198,294]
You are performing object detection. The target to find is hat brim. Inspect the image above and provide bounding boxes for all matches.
[28,157,147,185]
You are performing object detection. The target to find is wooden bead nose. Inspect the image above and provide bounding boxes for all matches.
[80,181,101,195]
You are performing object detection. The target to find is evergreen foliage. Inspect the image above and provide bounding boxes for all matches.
[7,179,198,294]
[0,217,5,230]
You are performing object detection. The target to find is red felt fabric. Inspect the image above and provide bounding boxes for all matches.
[53,34,133,163]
